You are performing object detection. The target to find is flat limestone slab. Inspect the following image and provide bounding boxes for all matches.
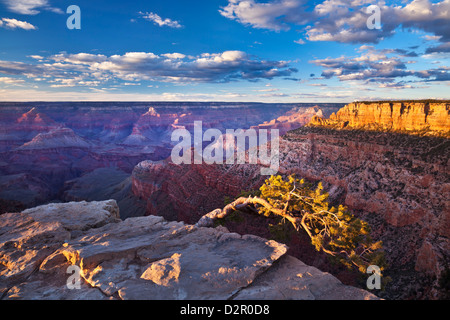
[1,200,378,300]
[52,216,288,299]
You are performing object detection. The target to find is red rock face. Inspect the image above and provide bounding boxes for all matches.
[132,159,265,223]
[281,128,448,298]
[311,101,450,136]
[130,102,449,299]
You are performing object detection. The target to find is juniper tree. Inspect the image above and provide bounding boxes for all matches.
[197,174,386,274]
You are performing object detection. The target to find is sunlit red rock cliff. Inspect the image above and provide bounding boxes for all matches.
[309,100,449,136]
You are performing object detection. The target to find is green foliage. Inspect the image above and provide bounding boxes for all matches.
[268,219,296,243]
[257,175,387,274]
[213,209,244,227]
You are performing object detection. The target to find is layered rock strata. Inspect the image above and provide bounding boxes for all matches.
[309,101,449,136]
[0,102,341,213]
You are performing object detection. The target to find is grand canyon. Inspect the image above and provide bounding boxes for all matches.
[2,0,450,307]
[0,100,448,300]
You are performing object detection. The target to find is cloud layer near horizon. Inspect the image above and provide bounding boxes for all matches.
[311,45,450,88]
[0,51,298,88]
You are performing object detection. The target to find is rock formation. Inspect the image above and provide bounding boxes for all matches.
[131,159,262,223]
[131,101,449,299]
[62,167,146,219]
[309,100,449,136]
[2,100,447,299]
[252,106,325,135]
[17,127,91,150]
[0,200,377,300]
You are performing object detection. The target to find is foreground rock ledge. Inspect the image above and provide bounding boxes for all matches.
[0,200,378,300]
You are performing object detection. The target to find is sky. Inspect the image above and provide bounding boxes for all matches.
[0,0,449,102]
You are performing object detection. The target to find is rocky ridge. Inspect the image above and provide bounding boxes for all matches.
[309,100,449,136]
[0,200,377,300]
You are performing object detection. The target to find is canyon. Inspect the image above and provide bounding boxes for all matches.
[0,102,340,215]
[0,200,377,300]
[0,100,448,300]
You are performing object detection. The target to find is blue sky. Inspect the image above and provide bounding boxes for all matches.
[0,0,449,102]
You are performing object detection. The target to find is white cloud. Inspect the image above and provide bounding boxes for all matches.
[1,0,62,15]
[139,12,183,28]
[0,76,25,84]
[423,35,442,41]
[0,88,253,102]
[162,53,186,60]
[0,18,37,30]
[221,0,450,45]
[28,55,44,59]
[294,39,306,44]
[220,0,307,31]
[0,50,298,88]
[310,46,450,86]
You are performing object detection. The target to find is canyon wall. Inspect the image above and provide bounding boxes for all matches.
[0,102,341,213]
[131,101,449,299]
[309,100,449,136]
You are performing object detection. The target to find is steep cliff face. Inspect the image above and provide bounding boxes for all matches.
[132,159,263,223]
[280,127,449,297]
[309,101,449,136]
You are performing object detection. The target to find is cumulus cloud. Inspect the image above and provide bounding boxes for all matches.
[309,0,450,44]
[310,45,449,87]
[221,0,450,44]
[1,0,62,15]
[220,0,309,31]
[0,76,25,84]
[162,53,186,60]
[139,12,183,28]
[0,18,37,30]
[0,50,298,87]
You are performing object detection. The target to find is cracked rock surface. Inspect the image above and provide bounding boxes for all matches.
[0,200,377,300]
